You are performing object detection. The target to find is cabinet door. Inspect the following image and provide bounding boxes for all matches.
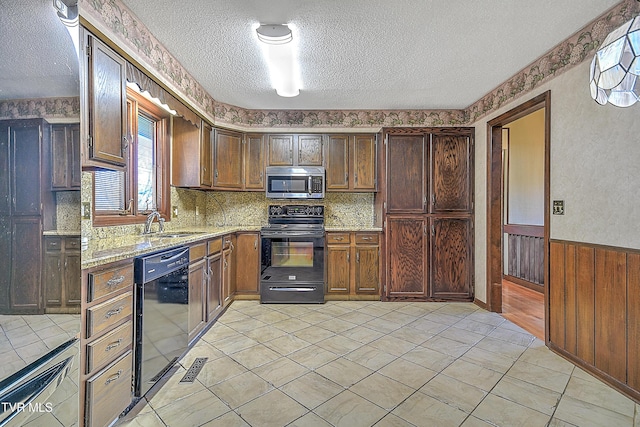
[431,134,473,213]
[355,245,379,294]
[386,135,427,213]
[69,124,81,188]
[325,135,349,190]
[244,134,265,190]
[207,253,222,321]
[387,218,428,298]
[327,245,350,293]
[0,216,10,311]
[12,123,41,215]
[235,233,260,294]
[353,134,377,191]
[268,135,294,166]
[297,134,323,166]
[171,117,203,188]
[11,217,42,312]
[44,247,62,307]
[214,129,243,189]
[0,124,9,215]
[87,35,127,167]
[65,251,82,306]
[51,125,69,189]
[188,259,206,340]
[430,217,473,299]
[200,122,213,187]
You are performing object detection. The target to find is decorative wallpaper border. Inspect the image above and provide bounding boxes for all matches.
[80,0,640,129]
[0,97,80,120]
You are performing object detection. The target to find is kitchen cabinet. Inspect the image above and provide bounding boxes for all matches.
[235,232,260,295]
[189,243,207,342]
[43,236,81,313]
[382,128,474,301]
[267,134,323,166]
[326,232,380,299]
[222,235,235,306]
[51,123,81,190]
[206,238,223,321]
[81,258,134,427]
[213,128,243,189]
[326,134,377,191]
[172,118,213,188]
[244,134,266,190]
[0,119,53,314]
[83,32,128,169]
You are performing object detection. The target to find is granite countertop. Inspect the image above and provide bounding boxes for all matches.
[82,225,381,269]
[43,230,82,236]
[81,226,259,269]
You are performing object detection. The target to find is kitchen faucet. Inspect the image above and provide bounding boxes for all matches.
[143,211,164,234]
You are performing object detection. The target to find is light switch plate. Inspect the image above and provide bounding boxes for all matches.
[553,200,565,215]
[81,202,91,219]
[172,206,178,218]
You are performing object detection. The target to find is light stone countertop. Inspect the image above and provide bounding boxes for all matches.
[81,226,259,269]
[82,225,381,269]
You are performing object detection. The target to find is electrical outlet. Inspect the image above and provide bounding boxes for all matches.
[553,200,565,215]
[82,202,91,219]
[172,206,178,218]
[195,206,199,216]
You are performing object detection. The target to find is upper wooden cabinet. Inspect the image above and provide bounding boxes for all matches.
[386,134,427,213]
[244,134,265,190]
[213,128,243,189]
[172,118,213,189]
[51,124,81,191]
[267,134,323,166]
[431,134,473,213]
[326,134,376,191]
[84,33,127,169]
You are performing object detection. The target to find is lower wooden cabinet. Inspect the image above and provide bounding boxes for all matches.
[206,238,223,321]
[81,258,135,427]
[222,235,235,305]
[43,235,81,313]
[326,232,380,299]
[235,232,260,295]
[189,243,207,342]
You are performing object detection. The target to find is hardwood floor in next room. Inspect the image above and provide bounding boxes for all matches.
[501,280,544,340]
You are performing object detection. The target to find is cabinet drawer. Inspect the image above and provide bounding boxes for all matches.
[190,243,206,262]
[88,263,134,302]
[355,233,379,244]
[85,350,132,427]
[208,238,222,255]
[65,237,81,250]
[327,233,350,244]
[86,292,133,339]
[45,237,62,251]
[86,321,133,374]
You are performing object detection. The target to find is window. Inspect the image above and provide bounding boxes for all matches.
[93,87,170,226]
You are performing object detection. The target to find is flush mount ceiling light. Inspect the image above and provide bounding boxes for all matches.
[590,15,640,107]
[255,24,301,97]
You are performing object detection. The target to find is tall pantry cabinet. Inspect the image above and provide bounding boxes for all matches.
[381,128,474,301]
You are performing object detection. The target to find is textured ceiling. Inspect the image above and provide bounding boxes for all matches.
[0,0,79,100]
[119,0,621,110]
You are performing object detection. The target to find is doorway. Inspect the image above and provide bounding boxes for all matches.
[486,91,550,341]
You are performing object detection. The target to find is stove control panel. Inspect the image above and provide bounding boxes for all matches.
[268,205,324,217]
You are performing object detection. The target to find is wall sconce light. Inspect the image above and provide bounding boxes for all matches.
[256,24,301,97]
[590,16,640,107]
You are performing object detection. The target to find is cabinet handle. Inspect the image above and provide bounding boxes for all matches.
[105,339,122,352]
[347,252,350,263]
[423,196,427,209]
[105,306,123,319]
[423,225,427,235]
[223,259,228,270]
[105,370,123,385]
[334,236,344,241]
[361,236,372,241]
[356,252,360,263]
[260,171,263,182]
[106,275,125,288]
[254,237,258,250]
[432,225,435,236]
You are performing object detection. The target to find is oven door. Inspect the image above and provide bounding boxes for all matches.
[260,232,325,303]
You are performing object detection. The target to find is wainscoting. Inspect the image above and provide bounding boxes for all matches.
[549,239,640,403]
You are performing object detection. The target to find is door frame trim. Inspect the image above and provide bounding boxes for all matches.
[485,90,551,341]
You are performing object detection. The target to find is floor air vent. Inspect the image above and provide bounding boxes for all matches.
[180,357,208,383]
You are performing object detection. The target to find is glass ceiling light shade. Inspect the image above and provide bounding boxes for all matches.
[256,24,301,97]
[590,16,640,107]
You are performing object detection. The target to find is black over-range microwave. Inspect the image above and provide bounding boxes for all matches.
[265,166,325,199]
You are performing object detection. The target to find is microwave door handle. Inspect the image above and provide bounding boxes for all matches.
[308,176,312,195]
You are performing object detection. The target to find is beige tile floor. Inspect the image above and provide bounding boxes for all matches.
[118,301,640,427]
[0,313,80,426]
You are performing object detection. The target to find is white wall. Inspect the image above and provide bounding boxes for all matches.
[472,60,640,303]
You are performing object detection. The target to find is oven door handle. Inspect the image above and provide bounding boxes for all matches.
[261,232,324,238]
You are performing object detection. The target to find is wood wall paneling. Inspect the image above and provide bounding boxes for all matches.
[564,244,577,355]
[549,241,566,347]
[576,245,595,365]
[628,253,640,389]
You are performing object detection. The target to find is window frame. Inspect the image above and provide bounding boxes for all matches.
[92,87,171,227]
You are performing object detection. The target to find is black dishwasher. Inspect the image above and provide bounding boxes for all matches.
[134,246,189,397]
